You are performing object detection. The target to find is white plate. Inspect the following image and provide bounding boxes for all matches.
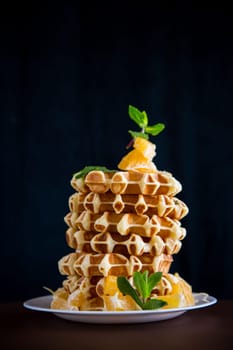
[23,293,217,324]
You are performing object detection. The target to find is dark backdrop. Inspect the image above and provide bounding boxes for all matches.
[1,2,233,301]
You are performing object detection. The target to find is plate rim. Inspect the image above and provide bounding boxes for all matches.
[23,292,217,316]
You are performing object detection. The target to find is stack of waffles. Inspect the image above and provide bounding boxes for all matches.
[50,137,195,311]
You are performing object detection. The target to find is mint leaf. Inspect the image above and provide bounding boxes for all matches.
[145,123,165,136]
[141,110,148,127]
[142,270,150,299]
[128,105,148,129]
[148,272,163,295]
[133,271,148,300]
[73,166,116,179]
[142,298,167,310]
[134,271,162,300]
[128,130,149,140]
[117,271,167,310]
[117,276,143,308]
[127,105,165,142]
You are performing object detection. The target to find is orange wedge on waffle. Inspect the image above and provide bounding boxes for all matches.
[134,137,156,158]
[118,137,157,172]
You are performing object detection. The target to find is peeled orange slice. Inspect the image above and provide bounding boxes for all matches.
[156,294,183,308]
[103,294,138,311]
[118,149,156,172]
[118,137,157,172]
[67,289,86,310]
[50,288,68,309]
[102,276,139,311]
[133,137,156,159]
[165,273,195,306]
[103,275,119,296]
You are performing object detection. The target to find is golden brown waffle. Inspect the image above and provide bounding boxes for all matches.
[64,252,173,277]
[76,170,182,196]
[75,211,186,240]
[70,176,89,193]
[58,252,172,277]
[62,275,81,294]
[65,227,77,249]
[67,230,182,256]
[62,276,102,298]
[68,192,188,219]
[64,211,79,229]
[58,252,84,275]
[68,192,82,213]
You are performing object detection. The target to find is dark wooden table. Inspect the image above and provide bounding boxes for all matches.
[1,300,233,350]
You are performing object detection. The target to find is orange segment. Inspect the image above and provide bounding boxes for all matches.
[156,294,182,308]
[154,273,195,309]
[118,137,157,172]
[102,276,139,311]
[50,288,68,309]
[133,137,156,159]
[103,294,138,311]
[103,275,119,296]
[118,149,156,172]
[173,274,195,305]
[67,289,86,310]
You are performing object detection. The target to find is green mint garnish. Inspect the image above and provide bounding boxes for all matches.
[117,271,167,310]
[128,131,149,140]
[128,105,165,140]
[117,276,143,309]
[145,123,165,136]
[128,105,148,129]
[73,166,116,179]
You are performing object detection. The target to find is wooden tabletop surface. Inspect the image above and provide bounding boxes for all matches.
[1,300,233,350]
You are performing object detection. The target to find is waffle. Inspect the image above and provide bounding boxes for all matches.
[65,275,102,295]
[67,230,182,256]
[62,274,81,294]
[71,171,113,193]
[77,170,182,196]
[59,252,173,277]
[68,192,188,219]
[64,211,79,229]
[75,211,186,240]
[65,227,77,249]
[58,252,84,275]
[70,176,89,193]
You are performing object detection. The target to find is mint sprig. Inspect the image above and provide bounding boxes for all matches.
[117,271,167,310]
[128,130,149,140]
[73,166,116,179]
[128,105,148,129]
[128,105,165,140]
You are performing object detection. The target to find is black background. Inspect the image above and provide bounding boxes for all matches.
[1,1,233,302]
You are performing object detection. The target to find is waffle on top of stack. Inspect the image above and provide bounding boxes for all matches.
[51,135,194,311]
